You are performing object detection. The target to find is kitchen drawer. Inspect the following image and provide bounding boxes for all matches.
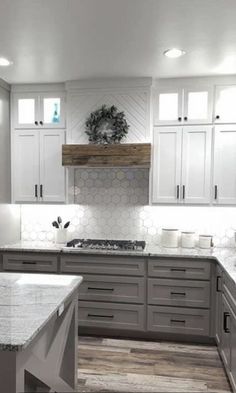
[148,305,209,336]
[2,253,58,273]
[148,279,210,308]
[61,254,145,276]
[148,258,211,280]
[79,275,145,304]
[78,301,145,331]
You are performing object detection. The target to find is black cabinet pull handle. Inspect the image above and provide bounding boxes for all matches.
[39,121,43,126]
[87,314,114,319]
[170,268,186,272]
[214,185,218,200]
[34,121,38,126]
[22,261,37,265]
[88,287,114,292]
[216,115,220,120]
[223,312,230,333]
[35,184,38,198]
[184,116,188,121]
[171,291,186,296]
[178,117,182,122]
[216,276,221,292]
[40,185,43,198]
[182,185,185,200]
[171,319,186,324]
[177,185,180,200]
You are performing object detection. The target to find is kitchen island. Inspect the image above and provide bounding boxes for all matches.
[0,272,83,393]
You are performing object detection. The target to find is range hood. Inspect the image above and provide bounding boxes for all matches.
[62,143,151,168]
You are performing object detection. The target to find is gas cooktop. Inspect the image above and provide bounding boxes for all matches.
[65,239,146,251]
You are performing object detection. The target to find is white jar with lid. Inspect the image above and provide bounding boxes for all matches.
[181,232,195,248]
[161,229,179,248]
[199,235,212,249]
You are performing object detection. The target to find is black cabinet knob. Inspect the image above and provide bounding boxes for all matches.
[178,117,182,122]
[216,115,220,120]
[39,121,43,126]
[35,121,38,126]
[184,116,188,121]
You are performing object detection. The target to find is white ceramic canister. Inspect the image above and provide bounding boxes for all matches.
[161,229,179,248]
[199,235,212,249]
[181,231,195,248]
[55,228,67,244]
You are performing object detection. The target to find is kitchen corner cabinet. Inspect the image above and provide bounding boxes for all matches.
[12,129,66,203]
[152,126,212,204]
[154,86,212,125]
[213,125,236,204]
[12,92,65,129]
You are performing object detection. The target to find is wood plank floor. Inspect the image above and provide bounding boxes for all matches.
[77,336,232,393]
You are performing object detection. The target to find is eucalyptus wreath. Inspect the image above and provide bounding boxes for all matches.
[85,105,129,144]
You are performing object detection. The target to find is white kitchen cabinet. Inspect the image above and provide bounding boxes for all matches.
[13,129,66,203]
[215,85,236,123]
[152,127,182,203]
[213,125,236,205]
[155,87,212,125]
[152,126,212,204]
[13,92,65,129]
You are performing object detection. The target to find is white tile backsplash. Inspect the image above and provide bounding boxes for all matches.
[21,168,236,247]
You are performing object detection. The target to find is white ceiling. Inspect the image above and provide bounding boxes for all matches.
[0,0,236,84]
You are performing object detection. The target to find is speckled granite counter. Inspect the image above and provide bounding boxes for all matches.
[1,241,236,286]
[0,272,82,351]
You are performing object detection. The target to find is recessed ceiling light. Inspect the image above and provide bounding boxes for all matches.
[0,57,13,66]
[164,48,186,58]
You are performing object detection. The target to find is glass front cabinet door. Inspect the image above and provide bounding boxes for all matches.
[13,92,65,128]
[215,85,236,123]
[155,88,182,125]
[183,88,213,124]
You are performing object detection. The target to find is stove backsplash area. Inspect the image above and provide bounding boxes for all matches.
[21,168,236,248]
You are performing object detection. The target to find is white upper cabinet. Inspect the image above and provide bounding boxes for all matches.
[181,126,212,204]
[39,130,66,203]
[152,127,182,203]
[213,125,236,205]
[13,92,65,129]
[155,86,212,125]
[12,129,66,204]
[214,86,236,123]
[152,126,212,205]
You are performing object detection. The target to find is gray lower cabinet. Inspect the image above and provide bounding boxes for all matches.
[148,258,211,280]
[78,302,145,331]
[2,252,58,272]
[79,275,145,304]
[148,278,210,308]
[215,264,223,345]
[148,305,210,336]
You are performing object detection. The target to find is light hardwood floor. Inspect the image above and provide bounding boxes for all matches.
[78,336,232,393]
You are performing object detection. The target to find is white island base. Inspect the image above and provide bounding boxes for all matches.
[0,273,82,393]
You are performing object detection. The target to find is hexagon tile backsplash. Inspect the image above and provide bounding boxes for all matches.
[21,168,236,247]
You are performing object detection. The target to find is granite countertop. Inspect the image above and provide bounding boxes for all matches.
[1,240,236,286]
[0,272,83,352]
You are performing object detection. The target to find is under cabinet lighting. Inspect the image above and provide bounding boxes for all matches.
[0,57,13,66]
[163,48,186,58]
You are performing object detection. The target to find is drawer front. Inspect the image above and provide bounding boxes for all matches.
[148,258,211,280]
[79,275,145,304]
[148,305,209,336]
[61,255,145,276]
[3,253,58,272]
[78,302,145,331]
[148,279,210,308]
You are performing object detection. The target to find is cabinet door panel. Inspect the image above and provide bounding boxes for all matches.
[184,88,212,124]
[215,85,236,123]
[13,130,39,202]
[214,125,236,204]
[215,265,222,346]
[39,130,65,203]
[155,89,182,125]
[182,126,212,204]
[221,295,231,369]
[40,93,65,128]
[152,127,182,203]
